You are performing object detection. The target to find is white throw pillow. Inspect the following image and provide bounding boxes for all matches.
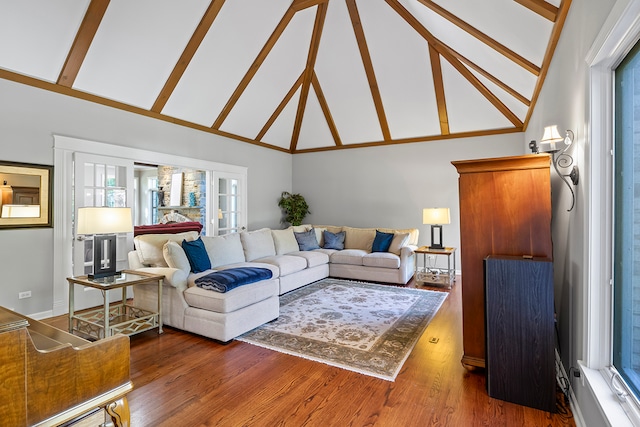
[240,228,276,261]
[272,228,299,255]
[388,233,410,255]
[163,241,191,273]
[134,231,199,267]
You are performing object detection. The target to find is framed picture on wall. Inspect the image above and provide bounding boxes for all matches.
[0,161,53,229]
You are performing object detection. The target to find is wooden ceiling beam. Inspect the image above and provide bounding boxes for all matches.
[346,0,391,142]
[428,45,449,135]
[57,0,110,87]
[290,2,328,152]
[152,0,225,113]
[291,0,328,12]
[386,0,523,128]
[417,0,540,76]
[312,71,342,147]
[255,73,304,142]
[514,0,558,22]
[212,6,297,129]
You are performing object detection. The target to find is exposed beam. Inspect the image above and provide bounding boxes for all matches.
[57,0,110,87]
[290,2,328,152]
[212,6,297,129]
[417,0,540,76]
[386,0,523,128]
[152,0,225,113]
[428,45,449,135]
[346,0,391,141]
[312,72,342,146]
[523,0,572,129]
[514,0,558,22]
[291,0,328,11]
[255,73,304,142]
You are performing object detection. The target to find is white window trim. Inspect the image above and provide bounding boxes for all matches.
[585,0,640,425]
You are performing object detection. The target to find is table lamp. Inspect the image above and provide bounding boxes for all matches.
[423,208,450,250]
[77,207,133,279]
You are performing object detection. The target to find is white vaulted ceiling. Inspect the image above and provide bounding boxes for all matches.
[0,0,569,153]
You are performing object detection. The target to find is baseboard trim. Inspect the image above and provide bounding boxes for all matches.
[556,349,585,426]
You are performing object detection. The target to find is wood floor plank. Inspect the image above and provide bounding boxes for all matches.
[43,277,576,426]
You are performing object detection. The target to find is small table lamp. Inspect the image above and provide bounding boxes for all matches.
[423,208,450,250]
[77,207,133,279]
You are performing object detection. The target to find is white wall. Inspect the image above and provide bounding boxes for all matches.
[0,78,291,316]
[293,133,526,270]
[524,0,617,425]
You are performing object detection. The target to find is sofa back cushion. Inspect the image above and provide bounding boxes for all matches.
[240,228,276,261]
[378,227,419,246]
[134,231,199,267]
[271,228,299,255]
[201,233,246,268]
[343,227,376,251]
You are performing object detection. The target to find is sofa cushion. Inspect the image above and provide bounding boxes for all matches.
[372,230,394,252]
[134,231,199,267]
[241,228,276,261]
[201,233,246,268]
[288,250,330,268]
[294,229,321,251]
[182,237,212,273]
[388,232,410,255]
[330,249,367,266]
[195,267,273,293]
[378,227,420,246]
[184,278,279,314]
[255,255,307,276]
[363,252,401,269]
[323,230,345,250]
[271,228,299,255]
[163,241,191,273]
[344,227,376,250]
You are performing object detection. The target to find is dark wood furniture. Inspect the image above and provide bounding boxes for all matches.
[452,155,553,369]
[484,255,555,412]
[0,306,132,426]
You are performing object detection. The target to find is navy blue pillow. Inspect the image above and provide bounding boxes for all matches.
[294,229,321,251]
[372,230,394,253]
[323,230,345,250]
[182,237,211,273]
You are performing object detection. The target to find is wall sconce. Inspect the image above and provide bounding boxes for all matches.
[77,207,133,279]
[530,125,579,211]
[423,208,450,249]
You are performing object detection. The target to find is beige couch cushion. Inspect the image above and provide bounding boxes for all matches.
[271,228,299,255]
[134,231,199,267]
[201,233,245,268]
[255,255,307,276]
[362,252,401,269]
[184,278,279,314]
[330,249,367,266]
[344,227,376,250]
[240,228,276,261]
[378,227,419,246]
[288,250,330,268]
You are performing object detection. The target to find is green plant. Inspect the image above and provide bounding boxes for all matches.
[278,191,310,226]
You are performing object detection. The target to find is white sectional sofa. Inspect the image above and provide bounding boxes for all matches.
[128,225,419,342]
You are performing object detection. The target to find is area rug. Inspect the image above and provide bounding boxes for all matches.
[236,278,447,381]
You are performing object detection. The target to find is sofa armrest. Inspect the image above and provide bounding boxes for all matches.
[400,245,417,261]
[128,251,145,269]
[130,266,189,291]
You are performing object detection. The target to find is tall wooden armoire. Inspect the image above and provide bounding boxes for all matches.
[451,155,553,369]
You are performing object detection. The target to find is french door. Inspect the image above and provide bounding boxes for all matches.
[214,171,246,235]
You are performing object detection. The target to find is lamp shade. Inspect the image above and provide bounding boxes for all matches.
[1,204,40,218]
[77,207,133,235]
[540,125,563,143]
[423,208,450,225]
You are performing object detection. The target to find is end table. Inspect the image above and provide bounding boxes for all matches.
[414,246,457,288]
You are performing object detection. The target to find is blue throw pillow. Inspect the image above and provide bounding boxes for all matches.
[372,230,394,253]
[323,230,345,250]
[182,237,211,273]
[294,229,321,251]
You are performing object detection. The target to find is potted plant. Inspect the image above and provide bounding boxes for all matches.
[278,191,310,226]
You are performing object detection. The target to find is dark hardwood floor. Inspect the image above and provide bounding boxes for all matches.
[45,277,575,426]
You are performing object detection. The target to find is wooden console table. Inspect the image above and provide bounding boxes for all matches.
[0,306,132,426]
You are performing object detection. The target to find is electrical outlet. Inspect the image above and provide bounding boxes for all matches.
[18,291,31,299]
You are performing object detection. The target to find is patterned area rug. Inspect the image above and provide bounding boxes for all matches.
[236,278,447,381]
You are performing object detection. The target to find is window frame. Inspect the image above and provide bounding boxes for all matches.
[585,0,640,424]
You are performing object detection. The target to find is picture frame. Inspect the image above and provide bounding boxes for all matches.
[0,160,53,229]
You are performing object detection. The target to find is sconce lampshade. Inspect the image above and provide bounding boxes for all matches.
[77,207,133,235]
[539,125,572,153]
[423,208,451,225]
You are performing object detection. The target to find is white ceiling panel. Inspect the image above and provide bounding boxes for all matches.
[441,60,513,133]
[430,0,554,66]
[0,0,89,81]
[262,88,299,149]
[359,0,441,140]
[297,89,335,150]
[469,68,529,123]
[162,0,291,126]
[220,6,316,138]
[73,0,211,109]
[315,0,383,145]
